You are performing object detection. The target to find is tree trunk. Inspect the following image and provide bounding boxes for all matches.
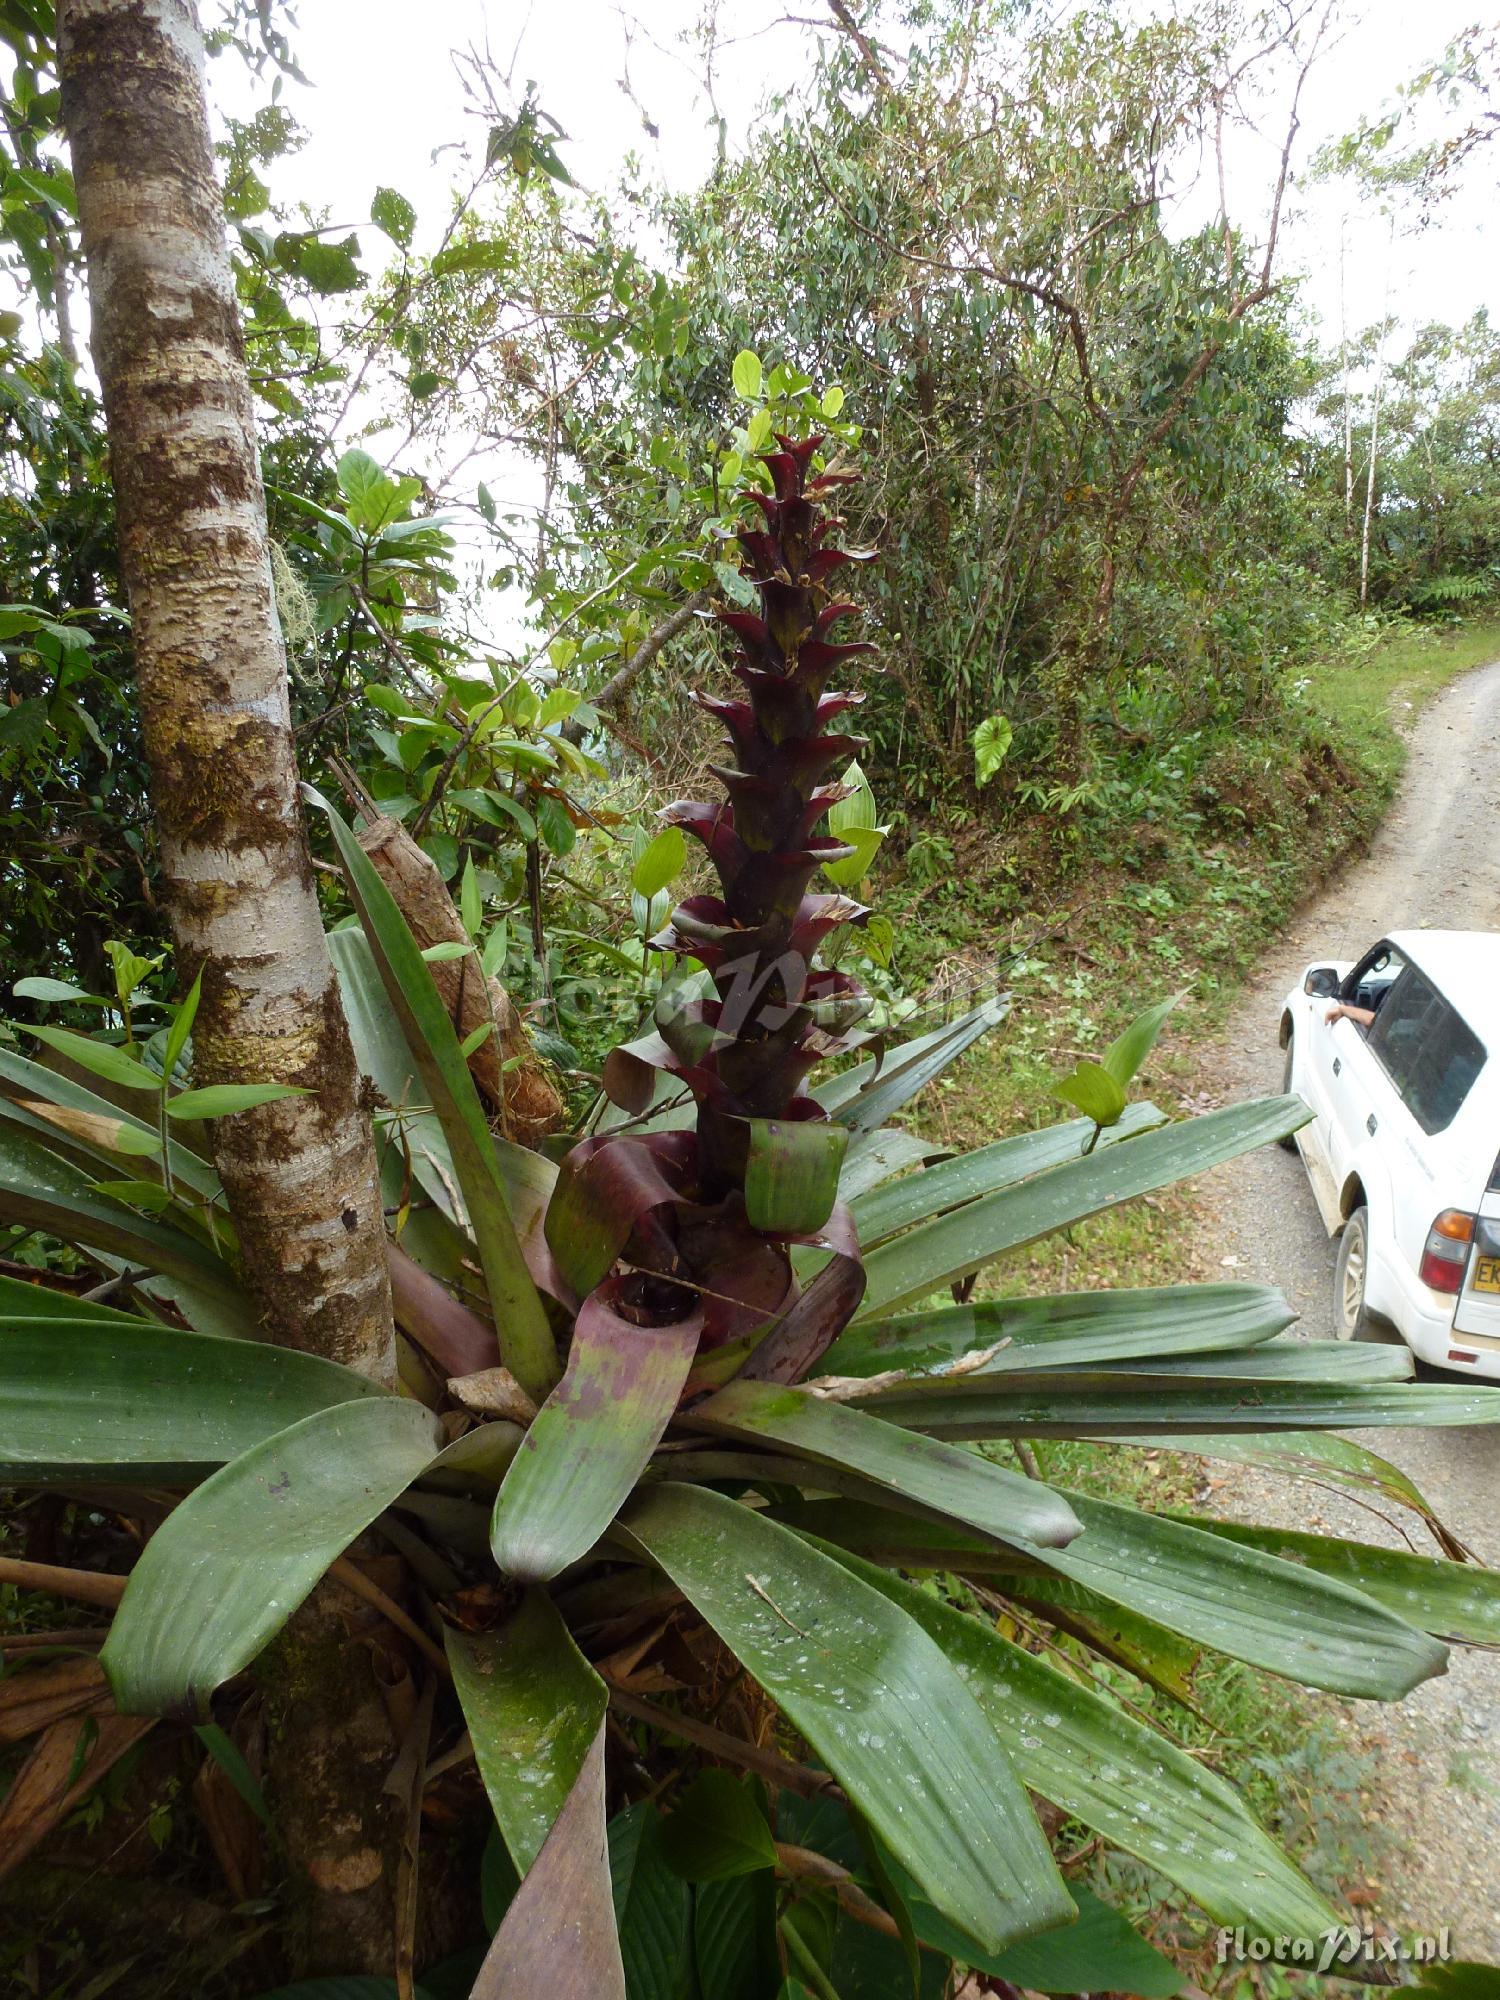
[58,0,393,1383]
[59,1,403,1974]
[1360,329,1389,610]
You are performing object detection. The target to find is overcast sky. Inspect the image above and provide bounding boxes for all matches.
[206,2,1491,643]
[223,0,1491,339]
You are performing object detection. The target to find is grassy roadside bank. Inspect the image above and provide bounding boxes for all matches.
[882,616,1500,1982]
[884,612,1500,1296]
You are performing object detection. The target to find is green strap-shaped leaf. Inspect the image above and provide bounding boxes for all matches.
[684,1379,1080,1551]
[1031,1491,1446,1699]
[779,1488,1444,1699]
[836,1126,936,1203]
[490,1291,701,1582]
[330,928,558,1247]
[102,1398,444,1716]
[818,1543,1339,1936]
[0,1317,388,1482]
[317,797,558,1402]
[814,994,1010,1133]
[447,1591,607,1876]
[0,1269,144,1323]
[857,1096,1310,1318]
[1164,1430,1453,1540]
[1054,1338,1413,1382]
[864,1377,1500,1437]
[847,1102,1164,1249]
[744,1116,847,1234]
[473,1722,625,2000]
[619,1481,1073,1957]
[0,1123,251,1332]
[820,1281,1292,1380]
[1183,1516,1500,1644]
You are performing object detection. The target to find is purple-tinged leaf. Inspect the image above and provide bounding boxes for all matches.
[387,1240,498,1377]
[447,1591,606,1875]
[738,1200,864,1385]
[472,1721,625,2000]
[543,1131,696,1301]
[489,1282,702,1581]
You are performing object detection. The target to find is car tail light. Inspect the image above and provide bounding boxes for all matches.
[1420,1209,1475,1294]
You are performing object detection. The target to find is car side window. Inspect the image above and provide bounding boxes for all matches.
[1343,942,1406,1024]
[1368,968,1486,1134]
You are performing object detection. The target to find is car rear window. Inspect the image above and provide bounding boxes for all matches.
[1368,967,1486,1135]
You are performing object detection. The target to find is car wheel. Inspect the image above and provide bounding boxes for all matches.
[1333,1206,1394,1342]
[1277,1030,1298,1151]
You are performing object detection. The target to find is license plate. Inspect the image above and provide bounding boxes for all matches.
[1475,1256,1500,1294]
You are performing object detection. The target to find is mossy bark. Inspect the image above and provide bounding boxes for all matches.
[57,0,393,1385]
[58,0,400,1972]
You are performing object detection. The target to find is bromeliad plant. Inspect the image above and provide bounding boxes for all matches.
[9,438,1500,1992]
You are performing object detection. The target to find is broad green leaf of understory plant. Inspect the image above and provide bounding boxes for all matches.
[447,1591,607,1875]
[732,349,763,400]
[620,1481,1073,1956]
[660,1769,777,1882]
[630,825,687,900]
[822,760,888,889]
[1049,1059,1126,1127]
[610,1801,695,2000]
[972,714,1012,787]
[1051,992,1181,1131]
[103,1397,443,1715]
[1101,990,1183,1088]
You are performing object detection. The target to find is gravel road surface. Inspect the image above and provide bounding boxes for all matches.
[1198,658,1500,1960]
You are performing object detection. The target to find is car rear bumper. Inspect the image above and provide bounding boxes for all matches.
[1369,1244,1500,1375]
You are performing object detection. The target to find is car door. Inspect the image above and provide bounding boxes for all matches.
[1321,942,1407,1187]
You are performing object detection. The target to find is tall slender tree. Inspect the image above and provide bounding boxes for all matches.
[58,0,402,1969]
[57,0,394,1384]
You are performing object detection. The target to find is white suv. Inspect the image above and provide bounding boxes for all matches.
[1279,929,1500,1374]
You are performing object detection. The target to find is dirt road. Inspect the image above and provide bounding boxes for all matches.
[1199,658,1500,1956]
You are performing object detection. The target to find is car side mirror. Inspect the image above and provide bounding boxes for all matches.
[1303,967,1340,999]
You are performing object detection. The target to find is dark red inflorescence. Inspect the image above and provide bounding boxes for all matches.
[545,436,877,1373]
